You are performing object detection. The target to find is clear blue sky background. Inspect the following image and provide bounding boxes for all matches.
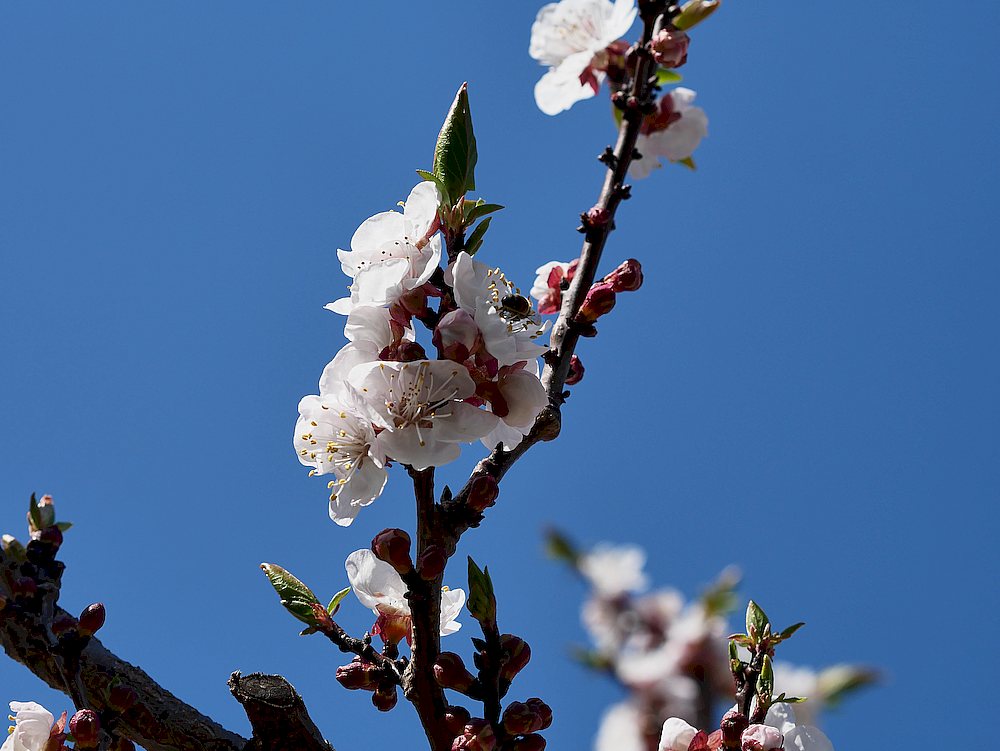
[2,3,997,749]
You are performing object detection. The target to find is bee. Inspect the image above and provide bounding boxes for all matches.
[498,294,533,321]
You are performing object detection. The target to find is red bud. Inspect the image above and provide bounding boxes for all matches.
[69,709,101,749]
[371,528,413,575]
[78,602,106,637]
[467,474,499,513]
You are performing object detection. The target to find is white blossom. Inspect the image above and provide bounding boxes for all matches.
[763,703,835,751]
[480,363,548,451]
[595,701,646,751]
[631,88,709,179]
[2,702,54,751]
[294,392,387,526]
[328,182,442,314]
[658,717,697,751]
[318,307,412,398]
[352,359,498,469]
[447,252,549,366]
[345,549,465,643]
[773,663,821,727]
[530,0,638,115]
[579,543,649,597]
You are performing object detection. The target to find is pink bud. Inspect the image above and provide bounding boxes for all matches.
[721,708,749,747]
[434,309,482,362]
[434,652,476,693]
[585,206,611,228]
[650,28,690,68]
[397,287,429,318]
[108,682,138,712]
[502,701,545,735]
[69,709,101,749]
[444,706,472,736]
[605,258,643,292]
[372,682,398,712]
[565,355,585,386]
[417,545,448,581]
[112,739,136,751]
[524,698,552,730]
[371,528,413,575]
[499,634,531,682]
[78,603,106,637]
[575,281,617,324]
[452,719,496,751]
[335,657,381,691]
[741,724,783,751]
[467,473,499,513]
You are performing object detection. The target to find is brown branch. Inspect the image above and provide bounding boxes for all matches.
[229,672,333,751]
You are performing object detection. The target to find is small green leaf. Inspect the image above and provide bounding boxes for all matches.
[465,202,504,227]
[756,653,774,704]
[55,521,73,532]
[327,586,352,617]
[543,528,580,565]
[818,665,879,706]
[675,156,697,171]
[673,0,721,31]
[656,68,683,85]
[701,566,741,616]
[27,493,43,533]
[466,556,497,626]
[261,563,323,626]
[433,83,478,205]
[745,600,770,641]
[777,622,806,641]
[570,646,615,672]
[464,218,492,257]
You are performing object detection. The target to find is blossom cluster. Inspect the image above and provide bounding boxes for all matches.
[530,0,709,178]
[561,542,871,751]
[294,182,551,526]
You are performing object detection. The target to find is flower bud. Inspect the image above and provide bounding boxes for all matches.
[371,528,413,575]
[721,708,749,747]
[659,718,697,751]
[434,309,482,363]
[502,701,545,735]
[585,206,611,228]
[524,699,552,731]
[511,735,546,751]
[336,657,381,691]
[78,603,106,637]
[69,709,101,749]
[372,682,398,712]
[604,258,643,293]
[673,0,721,30]
[444,705,472,736]
[108,682,138,713]
[650,28,690,67]
[565,355,585,386]
[434,652,476,693]
[452,719,496,751]
[51,613,77,638]
[397,287,429,319]
[416,545,448,581]
[499,634,531,682]
[467,473,499,513]
[741,724,783,751]
[575,281,617,324]
[381,340,429,363]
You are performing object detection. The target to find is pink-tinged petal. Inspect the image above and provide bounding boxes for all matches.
[480,419,526,452]
[439,587,466,635]
[319,342,380,397]
[534,52,603,115]
[595,702,646,751]
[497,370,547,428]
[352,258,410,307]
[658,717,697,751]
[346,549,408,614]
[783,726,833,751]
[403,181,441,240]
[430,402,500,443]
[379,427,462,470]
[348,210,405,258]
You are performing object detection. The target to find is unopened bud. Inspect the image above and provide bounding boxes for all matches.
[372,682,398,712]
[51,613,77,638]
[467,473,499,513]
[565,355,585,386]
[502,701,545,735]
[452,719,496,751]
[434,652,476,693]
[741,724,783,751]
[444,705,472,736]
[69,709,101,749]
[499,634,531,682]
[524,698,552,731]
[336,657,381,691]
[650,28,690,67]
[78,603,106,637]
[604,258,643,292]
[108,682,138,712]
[721,708,749,747]
[417,545,448,581]
[673,0,721,30]
[584,206,611,228]
[575,281,617,324]
[397,287,429,318]
[434,309,482,362]
[511,735,546,751]
[371,528,413,575]
[112,738,136,751]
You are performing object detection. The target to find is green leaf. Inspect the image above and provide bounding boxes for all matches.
[465,202,504,227]
[543,528,580,565]
[774,693,807,704]
[570,646,615,672]
[55,521,73,532]
[818,665,879,706]
[777,621,806,641]
[261,563,323,626]
[745,600,770,641]
[464,218,492,257]
[756,654,774,704]
[327,586,351,617]
[27,493,43,533]
[432,83,478,205]
[673,0,721,31]
[416,169,451,207]
[701,566,741,616]
[675,156,697,171]
[656,68,683,85]
[466,556,497,626]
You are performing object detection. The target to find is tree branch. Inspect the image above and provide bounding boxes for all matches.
[229,672,333,751]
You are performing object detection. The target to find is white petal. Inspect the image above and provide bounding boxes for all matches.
[351,258,410,307]
[534,52,602,116]
[349,211,405,259]
[346,549,409,614]
[403,181,441,240]
[670,86,698,111]
[429,402,500,443]
[480,419,527,451]
[439,587,466,636]
[784,726,834,751]
[647,106,708,162]
[319,342,381,397]
[498,369,547,428]
[659,717,697,751]
[329,461,388,526]
[629,134,663,180]
[379,427,462,470]
[595,701,646,751]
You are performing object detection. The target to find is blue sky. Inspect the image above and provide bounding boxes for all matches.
[1,3,997,749]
